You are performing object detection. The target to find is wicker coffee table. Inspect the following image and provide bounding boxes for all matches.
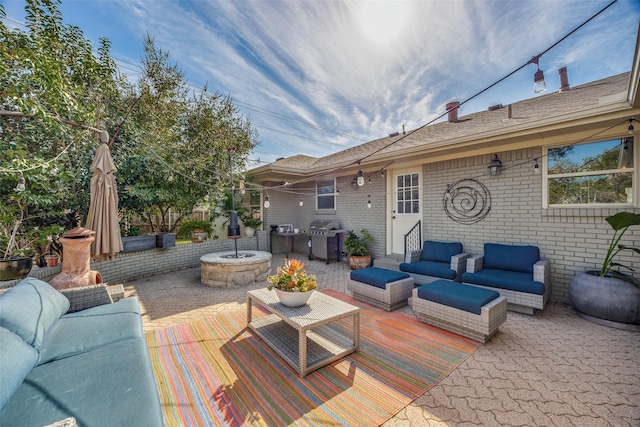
[247,289,360,377]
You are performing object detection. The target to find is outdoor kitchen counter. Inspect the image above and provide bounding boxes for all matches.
[270,232,308,258]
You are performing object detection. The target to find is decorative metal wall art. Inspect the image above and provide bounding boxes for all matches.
[443,178,491,224]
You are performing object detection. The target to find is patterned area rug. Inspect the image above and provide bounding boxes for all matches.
[146,290,480,426]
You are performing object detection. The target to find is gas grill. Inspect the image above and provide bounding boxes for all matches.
[304,219,346,264]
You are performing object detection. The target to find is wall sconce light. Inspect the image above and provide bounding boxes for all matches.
[629,119,635,135]
[263,195,270,208]
[367,195,371,209]
[299,197,304,207]
[15,174,26,192]
[533,159,540,173]
[527,55,546,94]
[357,168,364,186]
[488,154,502,176]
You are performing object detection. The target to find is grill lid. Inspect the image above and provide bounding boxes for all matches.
[308,219,340,231]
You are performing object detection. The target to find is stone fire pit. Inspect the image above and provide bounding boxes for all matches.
[200,250,272,287]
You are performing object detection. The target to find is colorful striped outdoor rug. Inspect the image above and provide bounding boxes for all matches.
[145,290,480,426]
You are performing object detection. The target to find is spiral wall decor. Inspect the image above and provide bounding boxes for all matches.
[443,178,491,224]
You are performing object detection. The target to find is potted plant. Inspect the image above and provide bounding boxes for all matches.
[344,229,373,270]
[177,220,213,243]
[240,212,262,237]
[569,211,640,327]
[267,258,317,307]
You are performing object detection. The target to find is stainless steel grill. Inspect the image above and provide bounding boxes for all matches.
[304,219,346,264]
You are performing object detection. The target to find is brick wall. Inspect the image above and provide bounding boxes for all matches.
[423,148,640,304]
[1,232,269,288]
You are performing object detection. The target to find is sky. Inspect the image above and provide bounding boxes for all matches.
[3,0,640,165]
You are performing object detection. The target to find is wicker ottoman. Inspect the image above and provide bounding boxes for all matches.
[348,267,414,311]
[412,280,507,343]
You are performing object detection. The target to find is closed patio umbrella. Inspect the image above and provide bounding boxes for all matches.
[85,142,123,261]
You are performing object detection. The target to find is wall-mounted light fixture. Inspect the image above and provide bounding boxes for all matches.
[527,55,546,94]
[488,154,502,176]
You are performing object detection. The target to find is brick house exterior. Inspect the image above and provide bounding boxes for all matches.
[249,40,640,305]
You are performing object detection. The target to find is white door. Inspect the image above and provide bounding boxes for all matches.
[391,170,421,254]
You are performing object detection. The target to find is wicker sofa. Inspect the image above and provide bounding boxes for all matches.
[0,278,163,427]
[461,243,551,315]
[399,240,469,284]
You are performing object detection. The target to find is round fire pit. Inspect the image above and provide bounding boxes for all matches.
[200,250,272,287]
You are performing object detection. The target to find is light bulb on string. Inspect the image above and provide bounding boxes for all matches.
[357,168,364,186]
[534,159,541,173]
[629,119,635,135]
[367,195,371,209]
[299,197,304,207]
[15,175,26,192]
[264,195,270,208]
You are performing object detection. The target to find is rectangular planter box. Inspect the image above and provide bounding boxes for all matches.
[121,235,156,253]
[156,233,176,248]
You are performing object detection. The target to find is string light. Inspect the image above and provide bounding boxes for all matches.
[15,174,26,192]
[357,168,364,186]
[533,159,540,173]
[264,195,270,208]
[299,197,304,207]
[629,119,635,135]
[367,195,371,209]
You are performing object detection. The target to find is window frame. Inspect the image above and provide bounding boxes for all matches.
[543,136,636,209]
[316,178,336,210]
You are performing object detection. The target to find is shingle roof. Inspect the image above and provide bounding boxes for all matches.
[254,72,630,176]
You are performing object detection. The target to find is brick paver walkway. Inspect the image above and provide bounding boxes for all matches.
[125,252,640,427]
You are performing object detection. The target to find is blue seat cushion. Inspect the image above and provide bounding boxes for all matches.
[421,241,463,263]
[0,327,38,412]
[462,269,545,295]
[0,338,164,427]
[38,298,143,365]
[417,280,500,315]
[399,260,456,280]
[483,243,539,274]
[0,278,70,349]
[350,267,410,289]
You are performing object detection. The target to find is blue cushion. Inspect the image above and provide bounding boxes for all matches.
[350,267,410,289]
[400,260,456,281]
[0,278,70,349]
[462,269,545,295]
[38,298,143,365]
[0,338,164,427]
[483,243,539,274]
[417,281,500,315]
[421,241,463,263]
[0,327,38,412]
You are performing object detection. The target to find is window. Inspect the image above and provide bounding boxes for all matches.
[396,173,420,214]
[316,179,335,210]
[546,137,634,207]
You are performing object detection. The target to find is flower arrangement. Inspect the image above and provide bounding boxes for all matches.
[267,259,317,292]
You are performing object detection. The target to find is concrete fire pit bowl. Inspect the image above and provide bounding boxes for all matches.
[200,251,272,287]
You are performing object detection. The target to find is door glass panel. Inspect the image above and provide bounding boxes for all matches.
[396,173,420,214]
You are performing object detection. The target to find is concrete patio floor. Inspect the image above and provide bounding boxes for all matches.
[124,252,640,427]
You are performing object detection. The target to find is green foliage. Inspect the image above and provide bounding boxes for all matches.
[600,212,640,281]
[267,259,317,292]
[0,1,258,245]
[240,212,262,229]
[176,220,214,240]
[344,229,373,257]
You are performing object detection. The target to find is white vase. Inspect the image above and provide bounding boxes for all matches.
[244,226,255,237]
[274,289,314,307]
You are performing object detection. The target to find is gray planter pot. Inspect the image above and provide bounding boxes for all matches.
[155,233,176,248]
[0,257,33,281]
[569,271,640,326]
[121,235,157,253]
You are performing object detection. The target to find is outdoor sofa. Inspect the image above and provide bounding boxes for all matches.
[399,240,469,284]
[461,243,551,315]
[0,278,163,427]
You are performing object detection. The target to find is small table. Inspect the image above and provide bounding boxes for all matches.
[247,289,360,377]
[270,232,306,258]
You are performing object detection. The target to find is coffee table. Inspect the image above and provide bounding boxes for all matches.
[247,289,360,377]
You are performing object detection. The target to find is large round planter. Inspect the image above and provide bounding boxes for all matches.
[569,271,640,328]
[191,228,207,243]
[274,289,314,307]
[349,255,371,270]
[0,257,33,281]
